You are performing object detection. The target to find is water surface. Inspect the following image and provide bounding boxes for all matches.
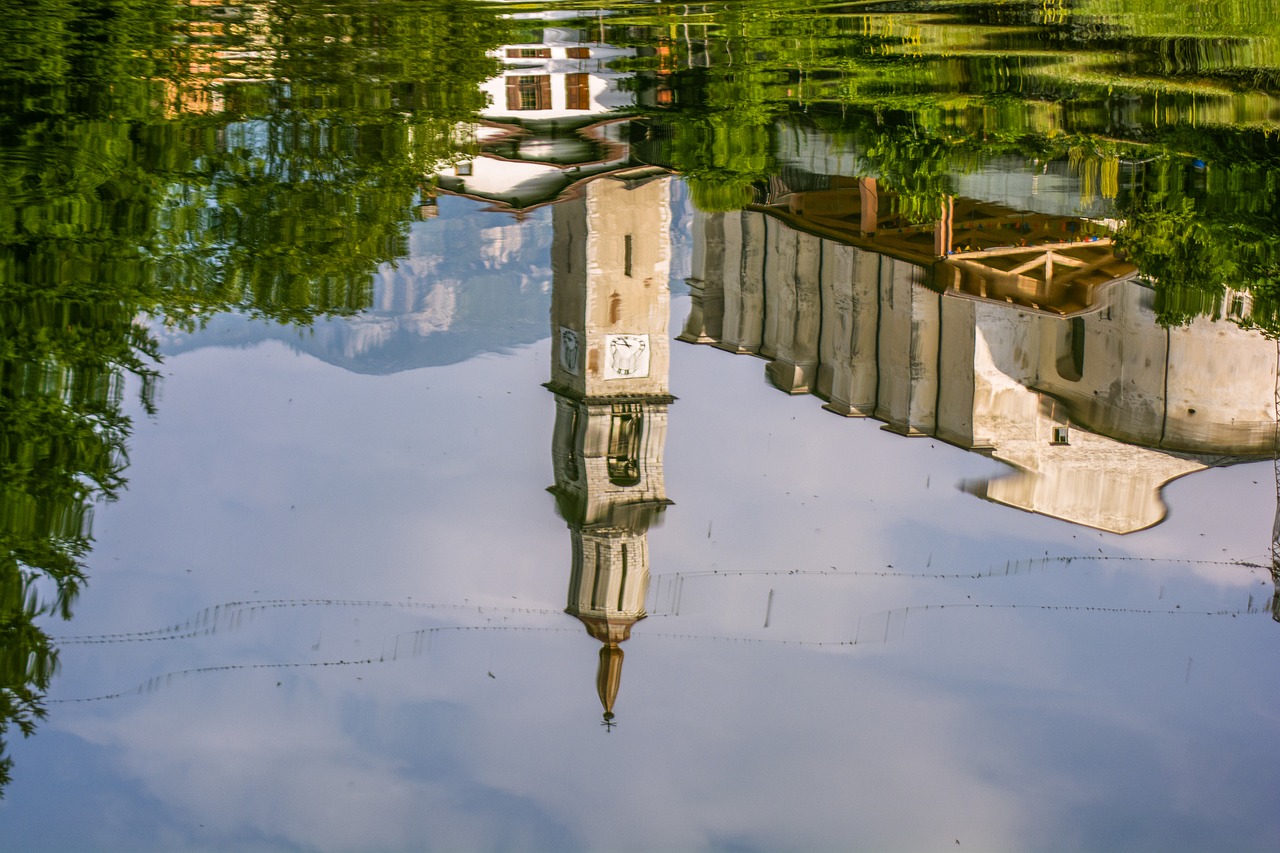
[2,1,1279,850]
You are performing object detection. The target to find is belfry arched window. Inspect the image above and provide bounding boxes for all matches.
[607,403,643,486]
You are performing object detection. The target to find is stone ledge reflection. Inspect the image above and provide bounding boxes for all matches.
[684,196,1276,534]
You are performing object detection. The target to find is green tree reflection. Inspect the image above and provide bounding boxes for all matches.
[0,0,504,793]
[1114,140,1280,333]
[1,0,172,785]
[623,0,1279,324]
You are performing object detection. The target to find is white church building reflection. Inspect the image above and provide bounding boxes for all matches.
[435,22,662,217]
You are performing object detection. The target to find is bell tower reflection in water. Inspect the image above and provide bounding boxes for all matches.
[545,170,674,726]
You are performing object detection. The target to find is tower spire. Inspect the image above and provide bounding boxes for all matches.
[597,643,625,729]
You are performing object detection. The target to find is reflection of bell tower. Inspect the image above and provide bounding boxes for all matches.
[547,170,674,727]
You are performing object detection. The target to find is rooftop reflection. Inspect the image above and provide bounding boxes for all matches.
[754,179,1134,317]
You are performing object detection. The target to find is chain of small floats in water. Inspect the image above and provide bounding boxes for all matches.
[47,553,1276,704]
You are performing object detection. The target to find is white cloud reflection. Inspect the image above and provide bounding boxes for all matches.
[6,278,1279,852]
[5,320,1271,851]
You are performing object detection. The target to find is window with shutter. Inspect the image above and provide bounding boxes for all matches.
[506,76,550,111]
[565,73,590,110]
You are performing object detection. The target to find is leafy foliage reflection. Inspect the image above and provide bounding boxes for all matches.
[620,0,1279,327]
[0,0,505,792]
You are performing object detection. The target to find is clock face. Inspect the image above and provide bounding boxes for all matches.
[558,327,580,375]
[604,334,650,380]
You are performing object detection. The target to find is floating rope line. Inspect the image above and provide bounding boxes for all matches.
[48,597,1272,705]
[649,555,1273,617]
[641,600,1268,648]
[52,598,565,645]
[652,553,1264,584]
[48,625,578,704]
[59,554,1268,647]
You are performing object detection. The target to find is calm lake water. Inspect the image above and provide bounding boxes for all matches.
[3,1,1280,850]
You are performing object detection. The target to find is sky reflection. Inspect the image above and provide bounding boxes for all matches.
[4,186,1278,849]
